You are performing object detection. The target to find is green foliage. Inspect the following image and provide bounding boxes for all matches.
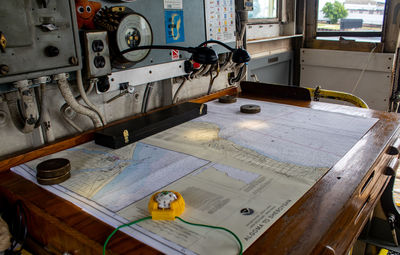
[322,1,348,24]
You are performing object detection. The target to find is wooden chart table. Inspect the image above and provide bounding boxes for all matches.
[0,83,400,255]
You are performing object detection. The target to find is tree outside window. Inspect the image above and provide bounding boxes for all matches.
[322,0,348,24]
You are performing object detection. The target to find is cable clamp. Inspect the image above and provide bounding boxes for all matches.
[314,86,321,101]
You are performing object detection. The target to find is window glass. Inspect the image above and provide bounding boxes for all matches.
[317,0,385,32]
[248,0,278,19]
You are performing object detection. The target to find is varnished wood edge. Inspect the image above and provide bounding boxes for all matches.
[305,39,384,53]
[189,87,238,104]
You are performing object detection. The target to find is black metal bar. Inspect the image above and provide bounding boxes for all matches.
[94,102,207,149]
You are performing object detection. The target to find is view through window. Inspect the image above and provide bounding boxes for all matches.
[317,0,385,42]
[248,0,278,20]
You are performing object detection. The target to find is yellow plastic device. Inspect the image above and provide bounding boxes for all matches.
[148,191,185,220]
[378,249,389,255]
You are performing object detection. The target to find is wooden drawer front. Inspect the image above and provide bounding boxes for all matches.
[313,141,399,255]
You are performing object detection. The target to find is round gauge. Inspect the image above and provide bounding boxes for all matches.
[116,13,153,63]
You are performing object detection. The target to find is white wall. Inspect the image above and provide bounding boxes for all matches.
[300,48,394,111]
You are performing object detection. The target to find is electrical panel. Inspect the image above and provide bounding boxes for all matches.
[85,0,235,71]
[92,1,207,70]
[0,0,238,86]
[0,0,81,84]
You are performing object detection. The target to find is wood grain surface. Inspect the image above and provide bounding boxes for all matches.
[0,85,399,255]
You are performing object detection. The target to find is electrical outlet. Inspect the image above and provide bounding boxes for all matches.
[84,31,111,78]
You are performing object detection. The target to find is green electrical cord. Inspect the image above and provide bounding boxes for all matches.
[175,216,243,255]
[103,216,243,255]
[103,216,152,255]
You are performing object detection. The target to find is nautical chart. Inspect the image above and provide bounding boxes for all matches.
[12,98,378,255]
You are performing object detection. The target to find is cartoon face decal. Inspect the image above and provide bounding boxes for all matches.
[76,4,93,20]
[75,0,101,29]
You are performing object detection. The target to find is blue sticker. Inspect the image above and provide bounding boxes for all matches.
[164,10,185,44]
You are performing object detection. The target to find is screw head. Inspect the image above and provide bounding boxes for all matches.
[0,65,9,75]
[69,57,78,65]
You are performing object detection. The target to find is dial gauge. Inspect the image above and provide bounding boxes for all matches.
[116,13,153,63]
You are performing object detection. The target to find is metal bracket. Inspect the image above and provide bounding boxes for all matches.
[313,86,321,101]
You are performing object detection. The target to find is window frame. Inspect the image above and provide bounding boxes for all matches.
[247,0,281,24]
[314,0,389,43]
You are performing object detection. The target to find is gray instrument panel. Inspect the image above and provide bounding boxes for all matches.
[100,0,230,70]
[0,0,81,84]
[0,0,235,85]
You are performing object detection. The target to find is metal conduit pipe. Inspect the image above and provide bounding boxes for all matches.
[55,73,102,128]
[59,79,95,133]
[39,81,55,142]
[60,104,83,132]
[6,80,39,134]
[76,70,106,125]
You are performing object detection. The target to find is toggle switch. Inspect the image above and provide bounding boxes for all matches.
[45,46,60,57]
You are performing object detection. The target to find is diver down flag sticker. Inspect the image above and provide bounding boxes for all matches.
[164,10,185,44]
[171,49,180,60]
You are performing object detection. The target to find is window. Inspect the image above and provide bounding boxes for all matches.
[248,0,278,20]
[316,0,386,42]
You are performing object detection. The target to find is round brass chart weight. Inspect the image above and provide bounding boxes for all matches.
[240,104,261,114]
[36,158,71,185]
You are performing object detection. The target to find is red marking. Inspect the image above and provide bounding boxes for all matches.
[171,49,179,60]
[193,62,201,69]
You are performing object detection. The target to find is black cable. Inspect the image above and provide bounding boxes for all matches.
[229,65,245,85]
[5,200,27,255]
[222,52,231,66]
[141,83,153,113]
[121,42,233,55]
[121,41,235,55]
[120,45,197,55]
[207,64,220,95]
[236,11,242,35]
[207,68,213,95]
[141,84,149,113]
[145,84,153,113]
[34,85,43,128]
[172,78,188,104]
[198,40,234,51]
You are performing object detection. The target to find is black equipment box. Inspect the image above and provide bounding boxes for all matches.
[340,19,363,30]
[94,102,207,149]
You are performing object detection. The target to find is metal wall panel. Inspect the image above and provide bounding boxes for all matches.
[247,51,293,85]
[300,48,394,111]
